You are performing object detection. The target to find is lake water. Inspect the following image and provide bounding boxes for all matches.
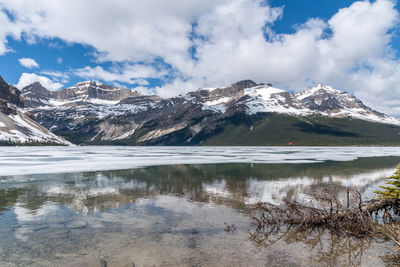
[0,147,400,266]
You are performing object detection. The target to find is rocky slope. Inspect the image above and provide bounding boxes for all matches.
[21,79,400,145]
[0,76,71,145]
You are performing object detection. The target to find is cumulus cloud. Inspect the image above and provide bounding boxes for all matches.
[73,64,166,85]
[1,0,400,115]
[16,73,63,91]
[18,58,39,68]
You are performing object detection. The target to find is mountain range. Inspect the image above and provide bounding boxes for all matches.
[1,76,400,146]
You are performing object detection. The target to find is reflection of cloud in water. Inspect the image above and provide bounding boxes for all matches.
[13,202,64,241]
[202,180,231,198]
[47,186,118,197]
[42,173,148,213]
[243,168,396,204]
[15,164,398,214]
[245,177,314,204]
[14,202,59,223]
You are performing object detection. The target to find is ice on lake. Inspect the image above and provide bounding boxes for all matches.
[1,146,400,176]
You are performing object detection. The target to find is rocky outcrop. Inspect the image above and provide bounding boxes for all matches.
[53,81,140,102]
[0,77,71,145]
[21,82,53,108]
[0,76,24,115]
[188,80,258,103]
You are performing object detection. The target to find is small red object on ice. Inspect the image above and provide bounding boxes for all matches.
[288,142,294,145]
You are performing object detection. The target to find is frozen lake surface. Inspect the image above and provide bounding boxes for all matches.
[1,146,400,176]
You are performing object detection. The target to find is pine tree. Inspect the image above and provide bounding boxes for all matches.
[376,163,400,199]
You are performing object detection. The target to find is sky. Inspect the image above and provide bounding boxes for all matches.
[0,0,400,116]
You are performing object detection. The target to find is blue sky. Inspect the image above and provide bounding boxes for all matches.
[0,0,400,115]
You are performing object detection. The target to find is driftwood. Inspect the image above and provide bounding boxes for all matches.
[241,188,400,266]
[375,223,400,250]
[363,198,397,213]
[248,188,399,248]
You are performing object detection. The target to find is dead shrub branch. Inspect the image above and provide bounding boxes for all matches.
[248,188,400,251]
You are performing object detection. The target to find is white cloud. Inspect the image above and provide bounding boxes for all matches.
[18,57,39,68]
[57,57,62,64]
[154,78,202,98]
[73,64,165,85]
[16,73,63,91]
[40,70,69,83]
[1,0,400,115]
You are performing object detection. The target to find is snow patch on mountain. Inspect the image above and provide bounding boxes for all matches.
[202,97,230,113]
[0,107,71,145]
[243,85,311,116]
[297,84,341,100]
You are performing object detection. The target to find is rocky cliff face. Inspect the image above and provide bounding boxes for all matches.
[21,79,400,145]
[22,81,140,108]
[0,76,23,114]
[21,82,53,108]
[188,80,257,103]
[0,77,71,145]
[53,81,140,102]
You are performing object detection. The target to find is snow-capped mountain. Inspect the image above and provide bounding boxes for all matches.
[22,80,140,108]
[0,76,71,145]
[296,84,398,124]
[195,82,399,125]
[19,79,400,145]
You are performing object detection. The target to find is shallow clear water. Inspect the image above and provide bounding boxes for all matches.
[0,147,400,266]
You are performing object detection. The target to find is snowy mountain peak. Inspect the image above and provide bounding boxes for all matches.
[22,80,140,108]
[294,84,400,125]
[298,84,345,100]
[66,80,140,98]
[244,84,286,96]
[71,80,121,91]
[74,80,102,87]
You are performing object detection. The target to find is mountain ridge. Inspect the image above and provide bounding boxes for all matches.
[22,80,140,108]
[17,78,400,146]
[22,79,400,124]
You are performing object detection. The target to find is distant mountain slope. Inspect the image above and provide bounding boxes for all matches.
[202,113,400,146]
[0,76,71,145]
[21,79,400,146]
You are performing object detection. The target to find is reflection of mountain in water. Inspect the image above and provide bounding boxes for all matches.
[1,156,399,215]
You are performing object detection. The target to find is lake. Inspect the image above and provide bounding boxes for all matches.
[0,147,400,266]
